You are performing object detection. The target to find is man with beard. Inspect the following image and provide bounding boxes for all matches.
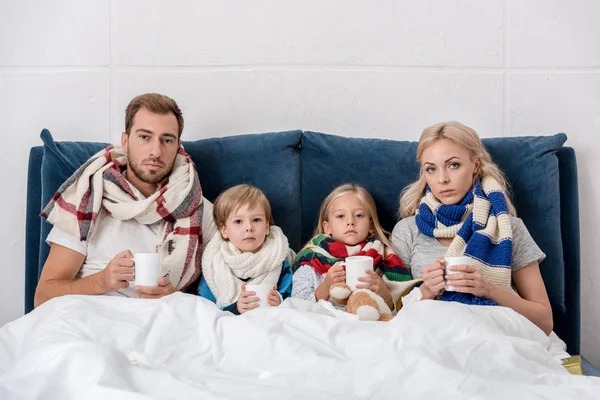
[34,93,217,306]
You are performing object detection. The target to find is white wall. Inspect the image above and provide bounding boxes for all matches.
[1,0,598,366]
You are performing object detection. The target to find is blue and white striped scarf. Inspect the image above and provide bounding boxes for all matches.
[415,177,514,305]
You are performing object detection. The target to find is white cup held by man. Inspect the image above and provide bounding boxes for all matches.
[245,284,273,308]
[133,253,161,287]
[344,256,374,291]
[444,256,473,292]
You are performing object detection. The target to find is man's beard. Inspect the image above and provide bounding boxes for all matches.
[128,157,173,184]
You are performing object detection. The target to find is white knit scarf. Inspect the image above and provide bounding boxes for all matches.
[201,225,290,308]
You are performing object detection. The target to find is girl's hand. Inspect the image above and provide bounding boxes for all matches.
[420,257,446,299]
[356,270,382,293]
[268,285,281,306]
[323,262,346,287]
[357,269,393,309]
[445,264,494,298]
[237,282,259,314]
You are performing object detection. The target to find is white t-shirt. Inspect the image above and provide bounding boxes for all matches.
[46,197,218,298]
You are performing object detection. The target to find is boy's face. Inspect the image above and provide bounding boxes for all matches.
[220,203,270,253]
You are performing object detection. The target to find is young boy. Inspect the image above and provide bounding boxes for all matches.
[198,184,294,314]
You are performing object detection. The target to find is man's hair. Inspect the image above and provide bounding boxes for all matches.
[125,93,184,138]
[213,184,275,229]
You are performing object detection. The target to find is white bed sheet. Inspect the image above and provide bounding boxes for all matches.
[0,293,598,399]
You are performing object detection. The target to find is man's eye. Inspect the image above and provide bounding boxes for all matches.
[163,139,173,144]
[140,135,148,140]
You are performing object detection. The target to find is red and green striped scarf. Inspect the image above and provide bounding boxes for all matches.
[293,234,419,306]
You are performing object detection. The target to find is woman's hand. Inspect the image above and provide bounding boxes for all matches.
[445,264,494,298]
[237,282,259,314]
[267,285,281,306]
[323,262,346,287]
[420,257,446,299]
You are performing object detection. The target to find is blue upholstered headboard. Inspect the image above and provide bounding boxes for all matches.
[24,130,581,353]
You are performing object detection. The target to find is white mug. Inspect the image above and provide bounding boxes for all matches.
[245,284,273,308]
[343,256,374,291]
[133,253,161,287]
[444,256,473,291]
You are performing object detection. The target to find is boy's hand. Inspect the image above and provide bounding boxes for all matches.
[268,285,281,306]
[237,282,259,314]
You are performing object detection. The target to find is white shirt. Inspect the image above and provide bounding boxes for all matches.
[46,197,218,298]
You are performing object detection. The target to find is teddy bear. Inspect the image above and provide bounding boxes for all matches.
[329,283,394,321]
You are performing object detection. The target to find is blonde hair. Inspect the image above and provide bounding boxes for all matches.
[308,183,392,249]
[399,121,516,218]
[213,184,275,229]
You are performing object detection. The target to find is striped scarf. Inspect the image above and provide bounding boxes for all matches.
[293,234,418,306]
[415,176,514,305]
[41,144,204,290]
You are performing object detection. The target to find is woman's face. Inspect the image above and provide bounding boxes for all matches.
[420,139,480,205]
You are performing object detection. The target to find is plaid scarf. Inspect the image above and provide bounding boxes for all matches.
[41,144,204,290]
[293,234,418,306]
[415,176,514,305]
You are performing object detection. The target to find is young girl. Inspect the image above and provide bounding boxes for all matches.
[198,184,294,314]
[392,121,553,334]
[292,183,417,314]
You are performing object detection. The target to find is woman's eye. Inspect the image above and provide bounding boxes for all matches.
[426,167,435,174]
[335,214,344,219]
[449,163,460,169]
[356,213,364,218]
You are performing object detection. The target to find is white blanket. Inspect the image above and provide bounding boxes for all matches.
[0,294,598,399]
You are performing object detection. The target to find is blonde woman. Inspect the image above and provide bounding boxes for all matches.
[391,122,553,335]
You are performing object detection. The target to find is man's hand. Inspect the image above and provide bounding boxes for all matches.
[99,250,135,293]
[135,277,176,299]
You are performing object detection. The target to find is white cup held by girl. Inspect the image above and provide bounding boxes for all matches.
[343,256,374,291]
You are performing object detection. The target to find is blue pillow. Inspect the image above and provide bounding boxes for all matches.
[183,131,303,249]
[483,133,568,313]
[301,131,567,312]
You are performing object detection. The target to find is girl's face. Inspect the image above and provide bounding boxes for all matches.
[220,203,270,253]
[421,139,480,205]
[322,193,372,246]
